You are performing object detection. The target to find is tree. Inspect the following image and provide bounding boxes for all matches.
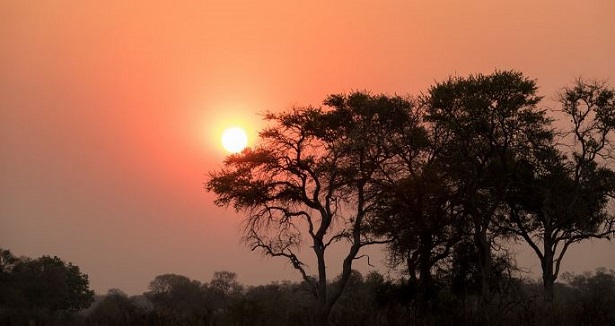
[420,70,553,302]
[88,289,144,326]
[0,249,18,301]
[145,273,210,324]
[0,251,94,325]
[210,271,242,297]
[503,79,615,305]
[235,281,312,326]
[0,249,21,322]
[562,268,615,326]
[12,255,94,312]
[207,92,419,326]
[0,249,18,275]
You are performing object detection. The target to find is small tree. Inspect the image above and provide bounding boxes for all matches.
[0,249,19,308]
[88,289,143,326]
[12,255,94,312]
[207,92,419,326]
[145,273,211,324]
[562,268,615,326]
[210,271,242,297]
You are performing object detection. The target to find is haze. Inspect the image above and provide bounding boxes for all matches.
[1,0,614,295]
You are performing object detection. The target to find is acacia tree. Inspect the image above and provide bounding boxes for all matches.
[504,79,615,304]
[207,92,419,326]
[421,70,553,301]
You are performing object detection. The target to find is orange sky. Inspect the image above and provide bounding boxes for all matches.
[1,0,614,294]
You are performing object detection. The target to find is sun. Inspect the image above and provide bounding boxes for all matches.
[221,127,248,153]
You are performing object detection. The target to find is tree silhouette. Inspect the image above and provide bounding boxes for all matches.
[205,74,614,326]
[207,92,419,326]
[88,289,144,326]
[562,268,615,325]
[0,250,94,325]
[145,273,210,324]
[12,255,94,312]
[421,70,552,303]
[210,271,242,297]
[503,79,615,306]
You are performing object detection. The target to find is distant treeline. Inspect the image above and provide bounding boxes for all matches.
[1,248,615,326]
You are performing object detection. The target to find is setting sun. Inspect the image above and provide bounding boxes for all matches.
[221,127,248,153]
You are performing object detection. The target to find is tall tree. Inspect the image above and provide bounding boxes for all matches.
[504,79,615,305]
[422,70,553,300]
[207,92,420,326]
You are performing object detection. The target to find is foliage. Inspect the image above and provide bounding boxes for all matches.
[561,268,615,325]
[503,79,615,303]
[371,71,555,311]
[3,70,613,326]
[0,248,94,325]
[210,271,243,297]
[206,73,614,325]
[144,273,212,324]
[206,92,420,325]
[87,289,145,326]
[423,71,553,301]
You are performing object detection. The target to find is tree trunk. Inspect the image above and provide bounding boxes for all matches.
[542,241,555,326]
[313,236,329,326]
[542,259,554,303]
[474,227,491,301]
[417,232,434,313]
[314,305,330,326]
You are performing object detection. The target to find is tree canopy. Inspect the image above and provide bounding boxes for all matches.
[207,92,423,325]
[0,249,94,325]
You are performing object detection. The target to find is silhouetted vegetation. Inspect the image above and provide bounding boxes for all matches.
[2,71,613,325]
[7,267,612,326]
[207,71,614,325]
[0,248,94,325]
[206,92,418,325]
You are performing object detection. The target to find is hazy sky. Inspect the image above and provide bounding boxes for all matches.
[1,0,614,295]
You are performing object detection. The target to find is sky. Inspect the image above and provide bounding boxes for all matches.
[1,0,614,295]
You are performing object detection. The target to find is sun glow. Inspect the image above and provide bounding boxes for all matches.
[221,127,248,153]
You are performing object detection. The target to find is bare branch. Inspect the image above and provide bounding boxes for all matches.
[353,255,375,267]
